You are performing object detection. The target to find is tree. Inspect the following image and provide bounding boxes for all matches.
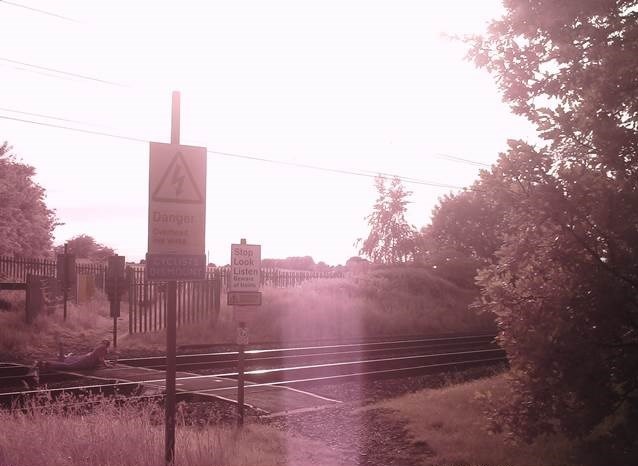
[358,176,417,264]
[468,0,638,173]
[415,185,505,287]
[55,234,115,262]
[462,1,638,456]
[0,142,57,257]
[261,256,317,271]
[345,256,370,270]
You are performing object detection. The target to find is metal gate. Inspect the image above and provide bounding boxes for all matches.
[127,267,221,333]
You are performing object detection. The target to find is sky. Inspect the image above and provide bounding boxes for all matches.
[1,0,535,266]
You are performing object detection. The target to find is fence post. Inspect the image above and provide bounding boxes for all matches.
[214,269,221,316]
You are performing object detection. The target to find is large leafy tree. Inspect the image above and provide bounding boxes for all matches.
[458,0,638,456]
[416,185,504,287]
[0,142,57,257]
[358,176,417,264]
[54,234,115,263]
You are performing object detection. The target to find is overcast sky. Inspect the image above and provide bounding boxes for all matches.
[1,0,535,265]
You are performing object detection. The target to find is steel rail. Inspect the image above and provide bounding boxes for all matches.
[0,335,503,404]
[116,334,497,370]
[0,348,507,408]
[0,334,497,388]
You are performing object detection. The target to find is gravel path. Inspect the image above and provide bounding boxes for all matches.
[263,404,434,466]
[172,366,503,466]
[255,365,504,466]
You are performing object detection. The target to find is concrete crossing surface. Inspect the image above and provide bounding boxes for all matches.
[82,364,341,416]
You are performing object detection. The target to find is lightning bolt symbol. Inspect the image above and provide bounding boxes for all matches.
[171,162,185,198]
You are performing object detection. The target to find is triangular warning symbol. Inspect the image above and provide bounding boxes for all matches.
[152,151,204,204]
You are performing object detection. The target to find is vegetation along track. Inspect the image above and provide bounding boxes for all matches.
[0,334,506,406]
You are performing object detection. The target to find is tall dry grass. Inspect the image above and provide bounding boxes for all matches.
[0,397,347,466]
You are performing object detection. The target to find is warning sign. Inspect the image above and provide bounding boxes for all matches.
[152,151,204,204]
[147,142,206,280]
[148,142,206,256]
[230,243,261,292]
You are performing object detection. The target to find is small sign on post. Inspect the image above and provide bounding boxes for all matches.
[106,255,126,314]
[106,255,126,348]
[57,249,76,321]
[230,239,261,428]
[229,241,261,301]
[237,324,249,346]
[227,291,262,306]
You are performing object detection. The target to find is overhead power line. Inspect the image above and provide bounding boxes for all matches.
[0,114,464,190]
[0,0,78,22]
[0,56,494,173]
[435,153,490,168]
[0,58,126,87]
[0,107,98,126]
[0,115,147,143]
[207,149,462,189]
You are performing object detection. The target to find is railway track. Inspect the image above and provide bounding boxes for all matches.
[0,334,506,407]
[118,333,499,371]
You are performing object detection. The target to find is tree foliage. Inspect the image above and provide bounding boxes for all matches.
[358,176,417,264]
[0,142,57,257]
[261,256,325,271]
[55,234,115,262]
[469,0,638,172]
[446,0,638,455]
[415,185,505,287]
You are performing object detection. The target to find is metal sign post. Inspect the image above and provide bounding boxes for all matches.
[165,91,179,466]
[237,322,247,426]
[145,91,207,466]
[63,243,68,321]
[230,239,261,427]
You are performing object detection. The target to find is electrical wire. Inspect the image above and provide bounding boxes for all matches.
[0,0,78,22]
[0,107,101,126]
[435,153,490,167]
[207,149,463,189]
[0,58,126,87]
[0,114,465,189]
[0,114,147,143]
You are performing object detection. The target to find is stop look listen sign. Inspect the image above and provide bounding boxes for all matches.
[228,242,261,305]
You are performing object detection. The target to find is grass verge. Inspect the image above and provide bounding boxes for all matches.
[370,373,578,466]
[3,264,491,359]
[123,265,492,351]
[0,295,116,361]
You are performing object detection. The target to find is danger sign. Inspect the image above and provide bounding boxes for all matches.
[147,142,206,280]
[148,142,206,255]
